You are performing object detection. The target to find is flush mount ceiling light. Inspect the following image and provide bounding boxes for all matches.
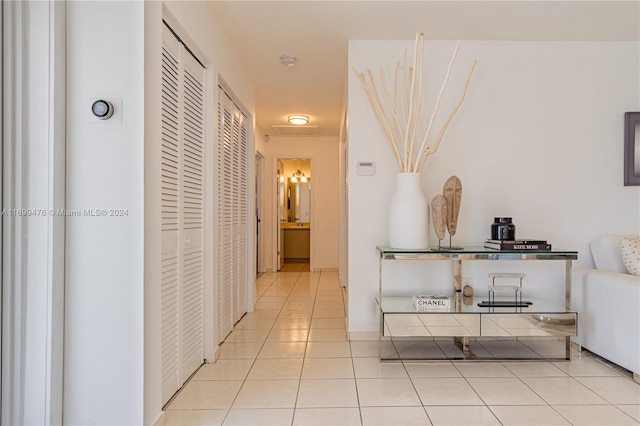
[288,115,309,125]
[280,54,296,67]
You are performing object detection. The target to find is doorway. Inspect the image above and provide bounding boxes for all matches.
[276,158,311,271]
[255,152,264,276]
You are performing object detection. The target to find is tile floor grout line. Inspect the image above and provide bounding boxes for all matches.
[501,359,564,416]
[291,268,318,420]
[346,308,364,425]
[483,405,507,426]
[166,270,283,419]
[549,403,577,426]
[505,361,611,426]
[220,275,277,423]
[401,358,438,425]
[222,269,301,420]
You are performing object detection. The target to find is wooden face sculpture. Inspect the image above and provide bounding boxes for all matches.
[443,176,462,236]
[430,194,447,241]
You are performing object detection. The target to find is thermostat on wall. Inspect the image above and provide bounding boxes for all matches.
[88,97,123,123]
[356,161,376,176]
[91,100,114,120]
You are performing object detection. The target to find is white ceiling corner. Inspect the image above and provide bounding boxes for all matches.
[209,1,640,138]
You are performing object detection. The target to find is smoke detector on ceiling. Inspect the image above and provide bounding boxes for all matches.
[280,54,296,67]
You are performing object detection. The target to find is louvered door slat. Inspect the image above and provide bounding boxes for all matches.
[217,91,235,339]
[180,57,205,382]
[237,116,249,315]
[231,111,240,324]
[161,24,205,406]
[216,92,249,330]
[160,32,181,405]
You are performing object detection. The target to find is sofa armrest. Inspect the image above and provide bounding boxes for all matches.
[572,268,640,375]
[574,268,640,295]
[573,269,639,314]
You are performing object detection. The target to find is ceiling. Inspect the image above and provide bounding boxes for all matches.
[209,1,640,137]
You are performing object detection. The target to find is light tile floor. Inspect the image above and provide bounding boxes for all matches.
[165,270,640,425]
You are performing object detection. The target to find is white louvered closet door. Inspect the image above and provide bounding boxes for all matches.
[217,90,234,340]
[179,49,205,383]
[340,136,349,288]
[161,24,205,405]
[217,88,249,343]
[233,107,249,324]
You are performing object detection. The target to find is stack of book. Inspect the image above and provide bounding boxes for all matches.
[484,239,551,251]
[413,295,451,311]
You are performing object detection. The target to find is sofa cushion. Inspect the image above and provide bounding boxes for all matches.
[590,235,631,273]
[620,236,640,276]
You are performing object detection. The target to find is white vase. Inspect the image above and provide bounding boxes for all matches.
[388,172,429,249]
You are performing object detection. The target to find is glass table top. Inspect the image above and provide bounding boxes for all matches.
[376,246,578,260]
[377,296,575,314]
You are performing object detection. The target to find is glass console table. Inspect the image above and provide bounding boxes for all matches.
[376,246,579,361]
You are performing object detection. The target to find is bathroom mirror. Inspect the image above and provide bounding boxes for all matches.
[287,179,311,222]
[278,159,311,223]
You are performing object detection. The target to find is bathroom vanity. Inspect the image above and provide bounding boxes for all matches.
[282,223,310,260]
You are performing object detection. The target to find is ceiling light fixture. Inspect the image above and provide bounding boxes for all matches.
[288,115,309,125]
[280,54,296,67]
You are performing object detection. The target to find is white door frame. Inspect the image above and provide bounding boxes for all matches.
[272,157,315,271]
[275,158,283,271]
[339,115,349,288]
[1,1,66,424]
[255,151,265,275]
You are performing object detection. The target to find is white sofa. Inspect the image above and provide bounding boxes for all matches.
[572,235,640,382]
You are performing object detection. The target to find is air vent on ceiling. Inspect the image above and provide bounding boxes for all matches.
[272,125,319,136]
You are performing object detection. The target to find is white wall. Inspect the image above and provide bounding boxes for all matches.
[348,40,640,333]
[66,1,257,424]
[65,2,145,424]
[265,137,340,271]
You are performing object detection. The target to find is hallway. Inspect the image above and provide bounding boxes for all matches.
[164,270,640,425]
[279,262,311,273]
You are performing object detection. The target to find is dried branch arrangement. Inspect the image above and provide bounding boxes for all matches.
[353,32,477,173]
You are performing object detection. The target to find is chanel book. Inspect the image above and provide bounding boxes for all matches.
[413,295,451,311]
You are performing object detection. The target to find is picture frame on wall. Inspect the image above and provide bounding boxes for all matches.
[624,112,640,186]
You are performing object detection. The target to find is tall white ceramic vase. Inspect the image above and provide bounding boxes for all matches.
[388,172,429,249]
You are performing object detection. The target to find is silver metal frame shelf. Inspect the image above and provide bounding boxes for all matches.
[376,246,579,361]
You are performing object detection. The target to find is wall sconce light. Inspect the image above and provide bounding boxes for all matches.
[290,169,308,183]
[288,115,309,125]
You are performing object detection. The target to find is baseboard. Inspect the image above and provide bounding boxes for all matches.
[348,331,386,341]
[209,345,221,363]
[152,411,165,426]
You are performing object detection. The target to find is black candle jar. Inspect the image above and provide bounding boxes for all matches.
[491,217,515,240]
